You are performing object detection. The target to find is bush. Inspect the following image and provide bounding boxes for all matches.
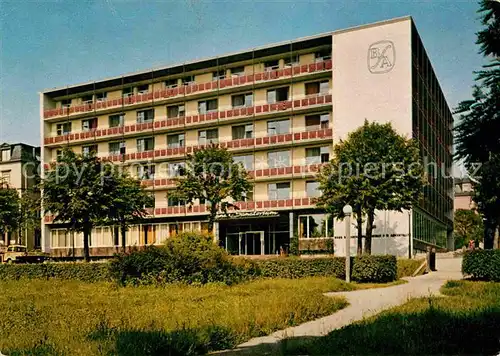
[109,232,256,286]
[397,258,425,279]
[257,257,345,279]
[462,249,500,281]
[351,255,397,283]
[0,263,111,282]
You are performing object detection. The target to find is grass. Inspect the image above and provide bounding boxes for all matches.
[397,258,425,279]
[0,277,357,356]
[279,280,500,355]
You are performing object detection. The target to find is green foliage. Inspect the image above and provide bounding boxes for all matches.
[462,249,500,281]
[0,263,111,282]
[476,0,500,58]
[289,234,299,256]
[454,209,484,249]
[316,120,423,254]
[351,255,397,283]
[258,257,346,279]
[171,145,251,232]
[0,186,20,236]
[109,232,254,286]
[397,258,424,279]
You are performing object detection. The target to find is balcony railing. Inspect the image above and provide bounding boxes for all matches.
[43,60,332,119]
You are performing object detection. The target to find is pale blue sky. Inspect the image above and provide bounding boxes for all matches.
[0,0,483,146]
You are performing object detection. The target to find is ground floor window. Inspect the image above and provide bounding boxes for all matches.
[412,209,447,248]
[298,214,334,238]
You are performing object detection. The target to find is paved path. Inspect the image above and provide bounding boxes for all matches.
[228,257,462,353]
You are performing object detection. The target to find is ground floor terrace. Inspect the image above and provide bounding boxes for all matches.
[43,207,452,258]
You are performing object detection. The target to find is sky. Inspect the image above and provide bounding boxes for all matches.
[0,0,485,147]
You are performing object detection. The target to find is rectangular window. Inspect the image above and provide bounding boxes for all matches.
[137,164,155,180]
[267,119,290,136]
[168,196,185,207]
[82,118,97,132]
[137,109,154,123]
[1,170,11,185]
[109,142,125,156]
[232,124,253,140]
[182,75,195,86]
[315,48,331,62]
[137,84,149,94]
[306,181,321,197]
[96,92,107,102]
[268,182,290,200]
[82,95,93,104]
[56,149,63,161]
[267,87,289,103]
[305,113,330,131]
[165,79,178,88]
[56,122,72,136]
[268,150,291,168]
[233,154,254,171]
[109,114,124,128]
[168,162,185,177]
[264,59,279,71]
[305,146,330,164]
[167,133,185,148]
[198,99,218,114]
[61,99,71,108]
[167,104,185,118]
[1,150,11,161]
[213,70,226,80]
[284,54,300,67]
[298,214,333,238]
[137,137,154,152]
[231,93,253,108]
[230,66,245,77]
[122,87,133,97]
[82,144,97,156]
[198,129,218,145]
[305,80,329,96]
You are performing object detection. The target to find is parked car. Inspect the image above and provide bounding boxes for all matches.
[0,245,46,264]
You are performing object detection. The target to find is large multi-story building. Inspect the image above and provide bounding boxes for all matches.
[40,16,453,258]
[0,142,41,249]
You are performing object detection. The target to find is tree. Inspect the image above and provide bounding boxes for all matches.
[42,149,116,261]
[109,173,154,252]
[317,120,424,254]
[172,145,251,234]
[454,209,484,249]
[0,185,20,245]
[18,186,42,248]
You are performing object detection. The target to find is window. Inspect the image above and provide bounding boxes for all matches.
[1,150,11,161]
[198,129,218,145]
[168,162,185,177]
[198,99,218,114]
[82,95,93,104]
[1,171,11,185]
[264,59,279,71]
[267,87,289,103]
[232,124,253,139]
[56,149,63,161]
[168,196,185,207]
[167,133,185,148]
[213,70,226,80]
[137,137,154,152]
[109,114,124,128]
[61,99,71,108]
[122,87,133,97]
[298,214,333,238]
[82,118,97,132]
[165,79,178,88]
[306,181,321,198]
[230,66,245,77]
[305,146,330,164]
[241,190,254,202]
[233,154,254,171]
[137,164,155,180]
[285,54,300,67]
[305,80,329,96]
[82,144,97,156]
[315,48,331,62]
[267,119,290,135]
[182,75,195,86]
[137,84,149,94]
[109,142,125,155]
[96,92,107,102]
[56,122,72,136]
[167,104,185,118]
[137,109,154,123]
[231,93,253,108]
[305,113,330,131]
[268,182,290,200]
[268,150,291,168]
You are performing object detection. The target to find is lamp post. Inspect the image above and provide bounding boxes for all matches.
[343,204,353,283]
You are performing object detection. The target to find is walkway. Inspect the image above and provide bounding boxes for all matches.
[220,257,462,354]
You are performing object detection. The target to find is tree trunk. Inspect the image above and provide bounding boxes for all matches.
[121,222,127,253]
[208,206,217,235]
[483,218,496,250]
[364,210,375,255]
[356,212,363,256]
[83,225,91,262]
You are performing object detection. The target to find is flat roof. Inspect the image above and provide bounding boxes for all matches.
[42,16,411,97]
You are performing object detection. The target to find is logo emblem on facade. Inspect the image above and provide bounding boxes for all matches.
[368,40,396,74]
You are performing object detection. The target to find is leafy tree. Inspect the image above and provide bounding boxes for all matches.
[172,145,251,234]
[0,185,20,244]
[18,187,42,248]
[42,149,116,261]
[317,120,423,254]
[454,209,484,249]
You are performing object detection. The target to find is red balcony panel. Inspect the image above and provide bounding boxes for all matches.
[255,169,262,177]
[278,134,285,143]
[256,105,262,113]
[267,201,274,208]
[278,200,285,207]
[97,131,103,137]
[154,121,160,128]
[239,76,246,85]
[180,147,186,154]
[270,103,277,111]
[255,73,262,81]
[270,70,277,79]
[295,198,301,206]
[226,141,233,148]
[293,66,301,75]
[277,69,284,77]
[309,63,316,72]
[325,60,332,70]
[262,72,269,80]
[317,96,325,104]
[160,149,166,156]
[300,64,308,73]
[278,167,285,175]
[44,138,49,144]
[49,137,55,143]
[110,128,117,135]
[326,128,333,136]
[263,104,269,112]
[263,137,270,144]
[326,94,332,103]
[270,136,276,144]
[263,168,270,176]
[247,107,254,115]
[285,167,293,174]
[256,201,263,209]
[186,86,192,95]
[246,74,254,82]
[124,126,130,132]
[166,148,172,156]
[232,77,239,86]
[302,198,310,205]
[270,168,277,176]
[248,171,255,178]
[293,166,301,174]
[310,131,317,139]
[154,150,160,157]
[233,108,240,117]
[147,122,153,129]
[318,130,325,139]
[124,154,130,160]
[255,137,262,145]
[284,68,292,76]
[301,99,308,107]
[131,153,136,159]
[193,115,199,123]
[316,62,325,71]
[212,112,218,120]
[309,97,317,106]
[286,199,293,207]
[227,110,233,118]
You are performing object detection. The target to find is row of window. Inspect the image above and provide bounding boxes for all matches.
[57,50,332,107]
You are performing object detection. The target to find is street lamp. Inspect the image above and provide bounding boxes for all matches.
[343,204,353,283]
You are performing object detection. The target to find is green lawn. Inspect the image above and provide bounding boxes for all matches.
[281,280,500,355]
[0,277,358,356]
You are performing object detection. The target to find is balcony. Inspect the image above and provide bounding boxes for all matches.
[43,60,333,120]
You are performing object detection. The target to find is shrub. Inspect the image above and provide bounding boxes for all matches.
[257,257,345,279]
[462,250,500,281]
[351,255,397,283]
[397,258,425,278]
[109,232,254,286]
[0,263,111,282]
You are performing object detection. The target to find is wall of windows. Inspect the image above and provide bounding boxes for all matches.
[412,208,447,248]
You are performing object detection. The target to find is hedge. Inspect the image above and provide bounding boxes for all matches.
[0,263,111,282]
[258,257,346,279]
[462,250,500,281]
[351,255,397,283]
